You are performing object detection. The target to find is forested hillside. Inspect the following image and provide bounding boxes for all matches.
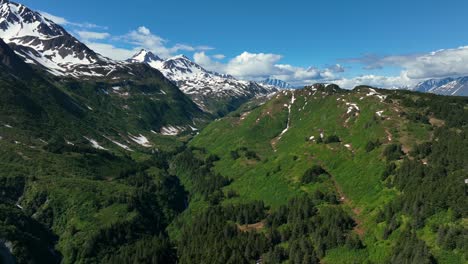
[185,84,468,263]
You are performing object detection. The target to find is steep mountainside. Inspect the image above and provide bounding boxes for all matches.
[414,76,468,96]
[128,50,278,116]
[0,0,211,139]
[0,0,150,78]
[187,84,468,263]
[0,29,204,264]
[0,36,208,150]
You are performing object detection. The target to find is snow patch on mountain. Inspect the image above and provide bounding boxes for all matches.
[160,125,183,136]
[279,92,295,138]
[346,102,359,114]
[84,137,107,150]
[128,134,152,147]
[366,88,387,102]
[103,135,133,151]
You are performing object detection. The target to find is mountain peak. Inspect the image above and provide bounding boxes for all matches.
[0,0,121,77]
[170,54,190,61]
[128,49,161,63]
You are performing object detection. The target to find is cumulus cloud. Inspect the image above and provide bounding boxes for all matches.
[136,26,151,35]
[331,73,415,89]
[348,46,468,80]
[193,52,225,71]
[225,52,283,80]
[194,52,343,85]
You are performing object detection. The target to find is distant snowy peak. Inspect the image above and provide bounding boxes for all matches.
[262,78,293,89]
[414,77,468,96]
[413,77,455,93]
[161,54,235,79]
[127,49,161,64]
[128,50,277,97]
[0,0,129,77]
[127,50,278,112]
[128,50,217,81]
[161,54,210,79]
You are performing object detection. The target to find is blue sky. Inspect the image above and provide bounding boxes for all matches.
[19,0,468,88]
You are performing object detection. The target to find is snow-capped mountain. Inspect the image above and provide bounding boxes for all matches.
[0,0,275,116]
[413,78,455,93]
[127,49,162,64]
[413,77,468,96]
[261,78,293,89]
[128,49,278,113]
[0,0,132,77]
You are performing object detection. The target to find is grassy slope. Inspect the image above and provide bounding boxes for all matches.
[190,85,464,263]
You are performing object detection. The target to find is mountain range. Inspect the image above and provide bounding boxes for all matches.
[128,49,278,115]
[261,78,293,89]
[413,76,468,96]
[0,0,277,116]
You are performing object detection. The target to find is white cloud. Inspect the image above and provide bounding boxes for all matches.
[331,72,415,89]
[137,26,151,35]
[327,64,345,73]
[193,52,224,71]
[85,42,139,61]
[40,11,68,25]
[75,31,110,41]
[349,46,468,80]
[402,46,468,79]
[39,11,106,29]
[194,52,344,85]
[225,52,283,80]
[213,54,226,60]
[119,26,212,59]
[194,51,414,89]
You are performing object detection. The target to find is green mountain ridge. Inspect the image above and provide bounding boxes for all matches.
[186,84,467,263]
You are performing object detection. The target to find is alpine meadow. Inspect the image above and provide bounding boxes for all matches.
[0,0,467,263]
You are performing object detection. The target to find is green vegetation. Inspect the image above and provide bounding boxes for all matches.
[301,165,329,184]
[0,49,467,264]
[188,85,468,263]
